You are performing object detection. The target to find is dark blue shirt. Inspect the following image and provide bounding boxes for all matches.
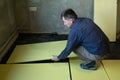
[58,18,110,59]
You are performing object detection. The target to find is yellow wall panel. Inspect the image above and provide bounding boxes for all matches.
[94,0,117,41]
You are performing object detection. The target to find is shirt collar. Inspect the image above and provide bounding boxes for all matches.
[70,18,82,29]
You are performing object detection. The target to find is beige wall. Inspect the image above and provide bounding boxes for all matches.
[117,0,120,39]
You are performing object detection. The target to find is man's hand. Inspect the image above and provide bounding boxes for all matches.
[52,55,59,61]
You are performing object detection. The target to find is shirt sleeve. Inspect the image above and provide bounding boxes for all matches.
[58,30,78,59]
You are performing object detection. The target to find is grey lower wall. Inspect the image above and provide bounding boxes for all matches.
[0,0,18,61]
[18,0,94,34]
[14,0,30,32]
[16,0,120,39]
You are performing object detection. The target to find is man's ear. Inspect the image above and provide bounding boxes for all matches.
[70,18,74,23]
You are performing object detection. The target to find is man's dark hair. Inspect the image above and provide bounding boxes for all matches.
[61,8,78,20]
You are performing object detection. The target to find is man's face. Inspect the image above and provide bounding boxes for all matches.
[62,17,73,28]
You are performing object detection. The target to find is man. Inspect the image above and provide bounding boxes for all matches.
[52,8,109,70]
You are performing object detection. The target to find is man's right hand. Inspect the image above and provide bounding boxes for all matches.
[52,55,59,61]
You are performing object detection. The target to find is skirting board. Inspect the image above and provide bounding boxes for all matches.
[0,29,18,61]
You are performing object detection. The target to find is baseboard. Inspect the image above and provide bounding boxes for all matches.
[0,30,18,62]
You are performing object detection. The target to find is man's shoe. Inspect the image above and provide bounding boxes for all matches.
[80,61,97,70]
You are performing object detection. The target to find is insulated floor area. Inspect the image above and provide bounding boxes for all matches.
[7,41,77,63]
[1,40,120,80]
